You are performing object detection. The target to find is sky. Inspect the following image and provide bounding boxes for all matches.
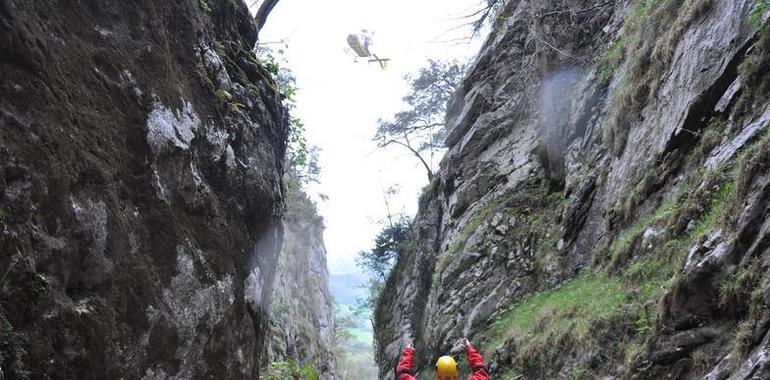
[255,0,486,277]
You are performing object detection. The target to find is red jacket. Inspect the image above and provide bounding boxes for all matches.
[396,346,490,380]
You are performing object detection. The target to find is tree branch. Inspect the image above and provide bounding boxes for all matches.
[379,138,434,181]
[254,0,280,37]
[539,0,614,18]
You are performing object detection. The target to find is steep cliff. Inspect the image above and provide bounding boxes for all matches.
[264,181,337,379]
[0,0,288,378]
[375,0,770,378]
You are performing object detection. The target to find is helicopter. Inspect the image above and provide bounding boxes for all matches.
[346,29,390,70]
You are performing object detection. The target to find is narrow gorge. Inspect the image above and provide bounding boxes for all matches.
[2,0,770,379]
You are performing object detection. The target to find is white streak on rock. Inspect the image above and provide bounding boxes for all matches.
[146,100,200,156]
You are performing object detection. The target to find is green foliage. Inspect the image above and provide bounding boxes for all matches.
[263,361,294,380]
[690,181,734,239]
[357,217,412,282]
[263,361,319,380]
[748,0,770,29]
[597,36,625,80]
[375,60,465,180]
[255,44,311,172]
[214,89,232,103]
[734,26,770,120]
[356,217,412,313]
[730,319,754,365]
[298,364,319,380]
[0,207,5,221]
[720,259,760,307]
[199,0,211,13]
[732,128,770,208]
[634,308,651,337]
[609,194,676,264]
[696,117,726,158]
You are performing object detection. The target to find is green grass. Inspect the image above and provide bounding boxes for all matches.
[749,0,770,29]
[264,361,319,380]
[730,319,754,365]
[609,194,677,263]
[487,274,628,351]
[597,36,625,80]
[485,163,738,375]
[690,181,734,239]
[214,89,233,103]
[199,0,211,13]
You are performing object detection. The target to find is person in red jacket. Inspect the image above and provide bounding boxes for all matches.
[396,338,489,380]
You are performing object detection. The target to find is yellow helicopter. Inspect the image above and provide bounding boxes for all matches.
[346,29,390,70]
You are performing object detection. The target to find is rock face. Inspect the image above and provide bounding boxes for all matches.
[375,0,770,378]
[265,183,337,379]
[0,0,288,378]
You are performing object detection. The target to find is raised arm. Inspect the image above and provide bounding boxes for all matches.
[396,345,417,380]
[459,338,489,380]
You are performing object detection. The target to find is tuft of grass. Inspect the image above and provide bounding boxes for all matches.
[214,89,233,103]
[229,102,245,112]
[731,130,770,214]
[730,319,754,366]
[264,361,319,380]
[486,274,628,351]
[690,347,714,376]
[597,36,625,80]
[733,15,770,122]
[719,259,760,308]
[609,194,677,265]
[634,307,651,337]
[748,0,770,30]
[199,0,211,13]
[696,117,727,159]
[418,177,441,208]
[690,181,734,239]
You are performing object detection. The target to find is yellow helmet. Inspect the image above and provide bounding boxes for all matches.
[435,355,458,380]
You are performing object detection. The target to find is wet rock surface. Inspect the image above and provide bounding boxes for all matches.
[0,0,288,378]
